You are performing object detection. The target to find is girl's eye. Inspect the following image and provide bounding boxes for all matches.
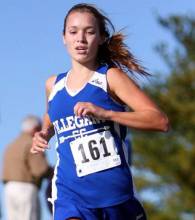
[69,31,77,34]
[87,31,95,35]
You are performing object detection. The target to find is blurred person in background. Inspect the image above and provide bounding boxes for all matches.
[1,115,53,220]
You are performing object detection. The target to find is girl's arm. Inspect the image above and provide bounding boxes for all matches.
[31,75,57,153]
[74,68,169,132]
[106,68,169,131]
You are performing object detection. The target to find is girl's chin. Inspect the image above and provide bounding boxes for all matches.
[72,56,93,64]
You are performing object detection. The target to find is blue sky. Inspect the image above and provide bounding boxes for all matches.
[0,0,194,219]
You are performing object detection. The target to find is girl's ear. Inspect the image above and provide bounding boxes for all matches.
[99,35,106,45]
[62,35,66,45]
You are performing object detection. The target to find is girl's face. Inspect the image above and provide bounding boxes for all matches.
[63,11,103,65]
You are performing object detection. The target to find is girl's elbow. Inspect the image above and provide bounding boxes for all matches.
[159,114,170,132]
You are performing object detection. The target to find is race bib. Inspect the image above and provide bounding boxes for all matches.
[70,130,121,177]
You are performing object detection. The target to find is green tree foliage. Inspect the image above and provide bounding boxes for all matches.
[132,15,195,220]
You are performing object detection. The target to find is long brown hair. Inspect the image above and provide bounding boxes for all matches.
[63,3,149,76]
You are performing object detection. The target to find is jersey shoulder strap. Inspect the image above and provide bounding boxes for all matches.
[55,72,67,84]
[48,72,67,102]
[96,64,110,74]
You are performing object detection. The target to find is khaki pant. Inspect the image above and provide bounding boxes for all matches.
[4,181,40,220]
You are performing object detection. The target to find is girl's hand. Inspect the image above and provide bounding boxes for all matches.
[74,102,111,119]
[31,131,49,154]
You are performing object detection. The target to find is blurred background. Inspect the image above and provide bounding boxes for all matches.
[0,0,195,219]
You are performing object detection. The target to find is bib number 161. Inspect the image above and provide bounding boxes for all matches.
[70,131,121,177]
[78,137,111,163]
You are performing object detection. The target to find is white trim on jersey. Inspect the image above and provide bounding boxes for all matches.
[48,141,60,217]
[88,71,107,92]
[64,70,89,96]
[48,77,65,102]
[89,71,125,107]
[64,71,108,97]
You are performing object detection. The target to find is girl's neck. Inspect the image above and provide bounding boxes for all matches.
[65,60,99,94]
[71,60,98,76]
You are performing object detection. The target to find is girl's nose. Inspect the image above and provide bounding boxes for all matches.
[77,31,86,43]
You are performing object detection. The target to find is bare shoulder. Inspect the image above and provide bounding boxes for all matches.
[45,75,57,92]
[107,67,138,92]
[46,75,57,89]
[45,75,57,97]
[106,67,159,111]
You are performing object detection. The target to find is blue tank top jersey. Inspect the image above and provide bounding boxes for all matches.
[48,64,134,208]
